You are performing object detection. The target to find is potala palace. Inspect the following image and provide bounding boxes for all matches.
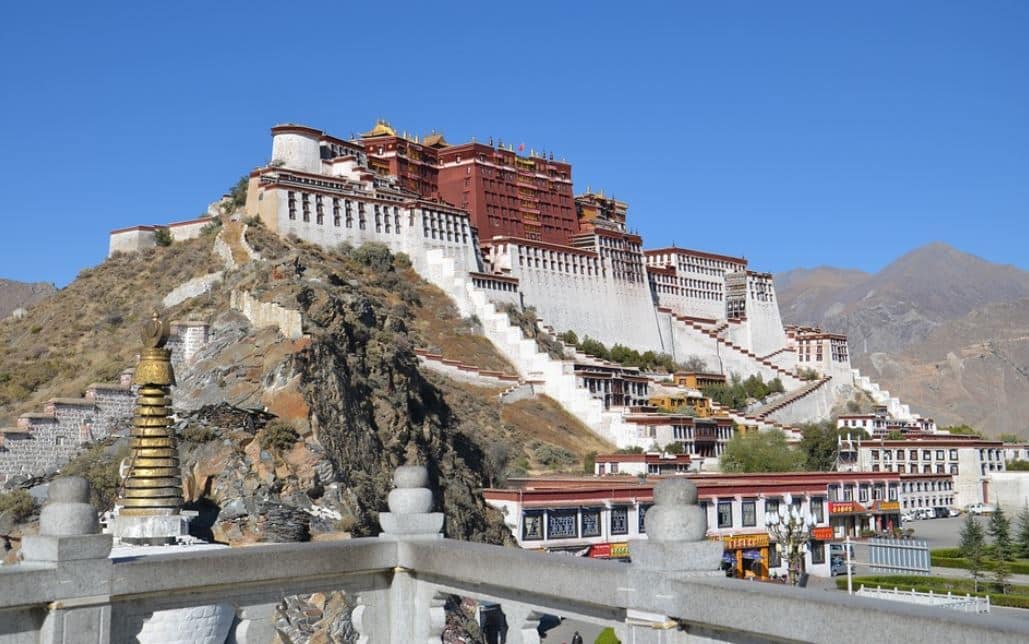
[108,120,932,463]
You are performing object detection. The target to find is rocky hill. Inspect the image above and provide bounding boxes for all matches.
[0,278,55,319]
[777,243,1029,438]
[1,219,608,548]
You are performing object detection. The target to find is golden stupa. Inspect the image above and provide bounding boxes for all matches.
[117,311,182,516]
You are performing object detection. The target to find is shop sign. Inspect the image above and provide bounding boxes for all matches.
[722,533,769,549]
[829,501,865,514]
[589,542,629,559]
[877,501,900,512]
[811,527,834,541]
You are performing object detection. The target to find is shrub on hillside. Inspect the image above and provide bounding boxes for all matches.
[61,441,129,512]
[259,421,300,453]
[352,242,394,272]
[796,367,819,381]
[227,176,248,210]
[531,442,576,469]
[0,489,36,524]
[181,425,219,443]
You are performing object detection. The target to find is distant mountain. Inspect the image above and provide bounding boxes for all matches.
[0,278,55,319]
[777,243,1029,438]
[778,243,1029,355]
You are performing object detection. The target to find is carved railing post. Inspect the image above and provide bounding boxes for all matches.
[22,476,114,644]
[355,464,444,643]
[226,602,277,644]
[626,478,721,642]
[498,603,545,644]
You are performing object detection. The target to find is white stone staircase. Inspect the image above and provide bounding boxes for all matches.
[423,249,638,445]
[851,368,915,421]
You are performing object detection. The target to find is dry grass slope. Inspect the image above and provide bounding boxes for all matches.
[0,237,225,424]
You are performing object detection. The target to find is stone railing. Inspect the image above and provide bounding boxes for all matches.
[2,471,1027,644]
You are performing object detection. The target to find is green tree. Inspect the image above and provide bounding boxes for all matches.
[998,433,1020,443]
[681,355,707,372]
[767,377,785,394]
[1006,459,1029,471]
[959,513,986,592]
[153,227,172,247]
[558,330,578,346]
[989,506,1014,592]
[663,442,686,455]
[794,421,852,471]
[886,430,904,440]
[583,450,597,474]
[1016,504,1029,558]
[989,506,1014,561]
[943,424,982,438]
[720,430,806,473]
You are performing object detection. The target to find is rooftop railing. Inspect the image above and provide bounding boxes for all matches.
[1,469,1027,644]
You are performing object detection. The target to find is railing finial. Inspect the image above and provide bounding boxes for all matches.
[629,477,721,573]
[21,475,113,562]
[378,464,443,539]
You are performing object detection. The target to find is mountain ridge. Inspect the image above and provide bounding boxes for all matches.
[776,242,1029,438]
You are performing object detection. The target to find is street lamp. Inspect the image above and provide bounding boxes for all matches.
[765,493,816,586]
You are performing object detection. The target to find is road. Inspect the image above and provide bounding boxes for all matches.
[902,514,987,548]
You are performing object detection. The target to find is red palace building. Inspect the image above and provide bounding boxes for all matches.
[360,120,577,244]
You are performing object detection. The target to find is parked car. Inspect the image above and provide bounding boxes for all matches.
[830,543,854,559]
[948,507,961,517]
[918,508,936,520]
[901,511,915,522]
[967,503,997,515]
[830,557,855,577]
[933,507,949,519]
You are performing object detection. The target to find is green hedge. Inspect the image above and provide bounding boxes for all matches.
[931,552,1029,575]
[836,575,1029,609]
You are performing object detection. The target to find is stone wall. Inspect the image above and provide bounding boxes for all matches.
[230,290,303,340]
[162,273,223,308]
[0,324,210,483]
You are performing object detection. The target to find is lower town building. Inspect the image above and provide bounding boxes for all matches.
[594,452,695,476]
[855,437,1006,508]
[483,471,901,579]
[900,473,956,512]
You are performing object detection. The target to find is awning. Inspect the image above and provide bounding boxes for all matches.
[742,549,763,559]
[722,552,736,564]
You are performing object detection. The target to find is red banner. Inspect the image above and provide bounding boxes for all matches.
[829,501,865,514]
[811,527,834,541]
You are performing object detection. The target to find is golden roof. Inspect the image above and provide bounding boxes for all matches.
[361,119,397,138]
[423,132,449,148]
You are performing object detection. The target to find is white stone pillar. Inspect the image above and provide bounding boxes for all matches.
[22,477,114,644]
[626,478,722,641]
[371,464,445,643]
[226,602,276,644]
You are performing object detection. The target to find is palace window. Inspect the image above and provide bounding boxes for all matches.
[765,499,779,516]
[811,498,825,523]
[910,449,918,460]
[717,501,733,528]
[547,510,578,539]
[950,449,958,461]
[581,508,602,538]
[610,506,629,535]
[522,511,543,541]
[741,500,756,527]
[638,504,652,533]
[810,541,826,564]
[768,543,781,568]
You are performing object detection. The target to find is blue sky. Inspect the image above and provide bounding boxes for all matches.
[1,2,1026,286]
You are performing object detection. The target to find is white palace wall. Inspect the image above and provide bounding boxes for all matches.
[486,241,664,351]
[270,189,480,279]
